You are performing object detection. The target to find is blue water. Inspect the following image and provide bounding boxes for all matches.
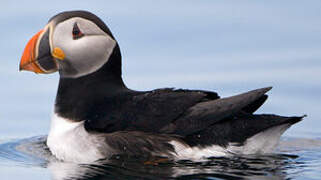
[0,136,321,179]
[0,1,320,179]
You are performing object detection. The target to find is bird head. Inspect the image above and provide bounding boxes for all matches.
[19,11,118,78]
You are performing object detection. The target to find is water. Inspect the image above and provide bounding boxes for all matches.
[0,136,321,179]
[1,1,321,179]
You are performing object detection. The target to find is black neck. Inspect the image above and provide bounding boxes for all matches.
[54,44,129,121]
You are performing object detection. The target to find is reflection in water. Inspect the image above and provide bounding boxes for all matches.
[0,136,319,179]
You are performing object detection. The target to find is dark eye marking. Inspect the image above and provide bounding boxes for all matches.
[72,23,84,40]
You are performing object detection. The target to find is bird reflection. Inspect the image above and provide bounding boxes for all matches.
[8,136,302,180]
[46,153,299,180]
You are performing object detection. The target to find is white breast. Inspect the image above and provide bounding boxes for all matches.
[47,113,109,163]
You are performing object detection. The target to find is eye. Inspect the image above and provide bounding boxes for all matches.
[72,23,84,40]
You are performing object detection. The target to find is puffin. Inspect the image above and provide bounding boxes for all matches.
[19,10,304,163]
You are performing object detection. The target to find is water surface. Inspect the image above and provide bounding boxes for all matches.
[0,136,321,179]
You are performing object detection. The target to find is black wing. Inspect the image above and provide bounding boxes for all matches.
[85,88,218,133]
[85,87,271,136]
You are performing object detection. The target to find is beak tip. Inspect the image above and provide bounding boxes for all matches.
[19,61,26,72]
[19,29,46,74]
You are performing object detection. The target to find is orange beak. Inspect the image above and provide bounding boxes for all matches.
[19,29,45,73]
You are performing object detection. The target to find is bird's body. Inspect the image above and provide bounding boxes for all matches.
[47,111,299,163]
[19,11,304,163]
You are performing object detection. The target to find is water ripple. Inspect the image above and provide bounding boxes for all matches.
[0,136,320,179]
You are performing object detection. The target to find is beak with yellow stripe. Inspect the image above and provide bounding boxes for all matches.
[20,23,65,74]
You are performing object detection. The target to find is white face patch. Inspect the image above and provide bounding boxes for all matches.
[52,17,116,78]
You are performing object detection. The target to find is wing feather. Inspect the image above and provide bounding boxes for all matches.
[171,87,272,135]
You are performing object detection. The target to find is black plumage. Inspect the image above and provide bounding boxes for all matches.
[49,11,303,157]
[184,114,302,147]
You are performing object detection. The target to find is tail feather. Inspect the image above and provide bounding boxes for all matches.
[184,114,304,148]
